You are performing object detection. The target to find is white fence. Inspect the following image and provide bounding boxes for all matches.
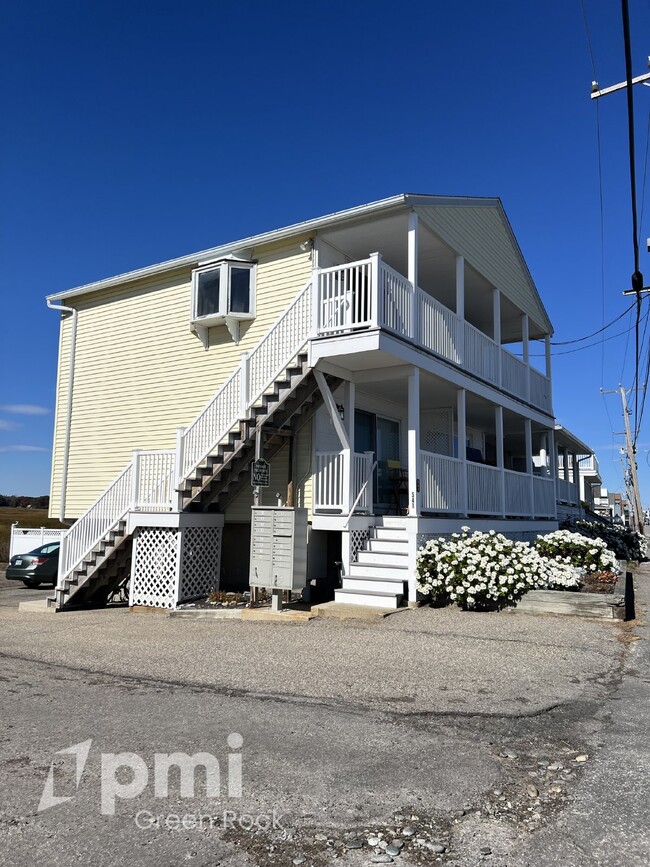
[10,525,65,559]
[315,257,552,414]
[533,476,556,517]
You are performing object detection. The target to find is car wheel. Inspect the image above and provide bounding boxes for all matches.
[22,580,37,588]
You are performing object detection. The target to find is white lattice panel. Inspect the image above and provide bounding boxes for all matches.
[130,527,178,608]
[350,529,369,563]
[178,526,222,602]
[422,409,452,456]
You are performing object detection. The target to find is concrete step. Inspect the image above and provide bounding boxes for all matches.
[357,550,408,567]
[342,575,407,594]
[348,562,408,580]
[374,517,408,529]
[334,588,402,609]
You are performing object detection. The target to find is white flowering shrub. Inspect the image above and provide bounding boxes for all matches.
[416,528,579,611]
[562,518,646,562]
[535,529,617,575]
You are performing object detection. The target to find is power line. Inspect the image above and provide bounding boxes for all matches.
[550,299,635,345]
[527,304,650,355]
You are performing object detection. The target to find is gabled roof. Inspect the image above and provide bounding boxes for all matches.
[46,194,553,334]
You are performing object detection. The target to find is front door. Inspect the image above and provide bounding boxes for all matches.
[355,410,400,511]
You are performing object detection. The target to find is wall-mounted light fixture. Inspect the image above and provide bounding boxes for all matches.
[336,403,345,421]
[299,238,314,252]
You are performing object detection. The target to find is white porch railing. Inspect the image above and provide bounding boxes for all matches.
[530,367,551,413]
[504,469,531,516]
[314,451,347,510]
[467,462,503,515]
[464,321,500,386]
[420,451,464,512]
[133,450,176,511]
[418,288,462,364]
[314,450,375,513]
[501,350,529,402]
[351,451,374,513]
[59,464,133,583]
[314,256,552,414]
[533,476,556,517]
[316,260,372,333]
[556,477,580,505]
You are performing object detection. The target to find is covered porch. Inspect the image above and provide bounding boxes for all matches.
[311,366,557,525]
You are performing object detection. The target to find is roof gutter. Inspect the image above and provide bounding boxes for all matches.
[47,299,77,523]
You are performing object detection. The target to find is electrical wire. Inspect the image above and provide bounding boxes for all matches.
[526,304,650,356]
[550,300,636,345]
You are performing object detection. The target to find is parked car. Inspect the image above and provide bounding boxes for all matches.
[6,543,60,588]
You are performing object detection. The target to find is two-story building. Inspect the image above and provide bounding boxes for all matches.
[47,194,560,611]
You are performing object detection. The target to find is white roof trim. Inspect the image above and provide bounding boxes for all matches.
[45,194,517,303]
[554,424,594,455]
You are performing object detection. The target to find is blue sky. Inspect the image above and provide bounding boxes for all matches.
[2,0,650,502]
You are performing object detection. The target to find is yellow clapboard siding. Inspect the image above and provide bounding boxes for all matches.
[50,243,313,518]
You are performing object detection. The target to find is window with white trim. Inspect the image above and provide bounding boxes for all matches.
[191,259,256,343]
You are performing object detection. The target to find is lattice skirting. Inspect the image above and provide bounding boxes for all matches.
[178,526,222,602]
[130,527,179,608]
[129,523,223,608]
[350,528,370,563]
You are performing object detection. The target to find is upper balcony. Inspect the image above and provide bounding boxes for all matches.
[311,254,552,415]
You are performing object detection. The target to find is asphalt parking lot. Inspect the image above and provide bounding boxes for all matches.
[0,567,647,866]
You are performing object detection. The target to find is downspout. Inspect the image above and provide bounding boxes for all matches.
[46,299,77,523]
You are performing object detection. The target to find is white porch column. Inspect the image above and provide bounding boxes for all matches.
[407,367,421,516]
[407,212,418,340]
[311,265,321,336]
[456,256,465,365]
[539,432,548,477]
[525,418,534,517]
[343,380,355,512]
[548,429,556,480]
[457,388,468,517]
[407,210,418,287]
[572,451,580,502]
[495,405,506,517]
[493,288,502,386]
[521,314,531,402]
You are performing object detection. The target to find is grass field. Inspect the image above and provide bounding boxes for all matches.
[0,508,68,563]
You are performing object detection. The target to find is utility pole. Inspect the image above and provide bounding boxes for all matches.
[618,387,644,532]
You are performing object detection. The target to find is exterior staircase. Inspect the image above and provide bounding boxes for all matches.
[52,280,323,610]
[180,353,339,512]
[53,521,131,609]
[335,518,409,609]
